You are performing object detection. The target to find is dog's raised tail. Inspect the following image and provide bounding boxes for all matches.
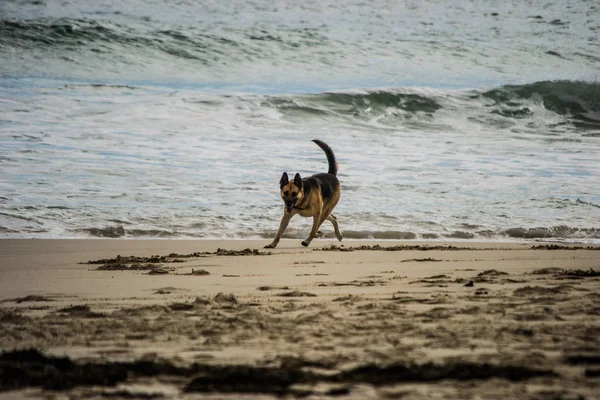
[312,139,338,176]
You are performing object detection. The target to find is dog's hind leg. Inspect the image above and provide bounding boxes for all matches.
[327,214,343,241]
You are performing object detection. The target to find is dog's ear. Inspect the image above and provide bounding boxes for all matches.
[294,173,302,189]
[280,172,289,187]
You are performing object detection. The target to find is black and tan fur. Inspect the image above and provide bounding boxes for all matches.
[265,140,342,248]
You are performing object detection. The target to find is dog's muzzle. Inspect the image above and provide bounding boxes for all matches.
[285,201,295,213]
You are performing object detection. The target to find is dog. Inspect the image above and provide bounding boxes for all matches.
[265,139,342,248]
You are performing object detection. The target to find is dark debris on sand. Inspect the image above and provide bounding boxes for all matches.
[84,254,177,265]
[531,244,600,251]
[94,262,167,272]
[56,305,104,318]
[277,291,317,297]
[212,292,238,305]
[477,269,509,277]
[564,354,600,365]
[0,349,557,395]
[214,248,271,256]
[147,268,170,275]
[3,295,54,304]
[561,268,600,278]
[84,248,272,270]
[166,293,239,309]
[0,349,186,391]
[0,310,31,323]
[318,244,466,252]
[188,268,210,276]
[513,285,572,296]
[168,302,195,311]
[472,269,510,283]
[531,267,600,278]
[318,279,388,287]
[532,267,566,275]
[185,361,557,394]
[257,285,290,291]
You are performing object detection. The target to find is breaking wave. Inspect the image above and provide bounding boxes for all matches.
[261,80,600,129]
[479,81,600,128]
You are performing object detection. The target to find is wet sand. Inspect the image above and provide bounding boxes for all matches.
[1,239,599,399]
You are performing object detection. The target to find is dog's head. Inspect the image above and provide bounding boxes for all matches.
[280,172,304,213]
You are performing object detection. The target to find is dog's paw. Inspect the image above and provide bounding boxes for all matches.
[316,231,324,238]
[301,241,310,247]
[337,235,343,242]
[264,243,276,249]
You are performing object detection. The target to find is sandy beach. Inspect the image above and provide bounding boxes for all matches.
[1,239,599,399]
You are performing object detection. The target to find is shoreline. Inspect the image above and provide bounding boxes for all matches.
[4,235,599,243]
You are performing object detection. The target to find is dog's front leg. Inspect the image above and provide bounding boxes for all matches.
[302,211,322,247]
[265,212,293,248]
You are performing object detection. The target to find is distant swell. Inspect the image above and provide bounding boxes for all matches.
[0,18,327,65]
[0,19,216,64]
[0,19,131,47]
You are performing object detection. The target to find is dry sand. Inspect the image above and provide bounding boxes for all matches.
[1,239,599,399]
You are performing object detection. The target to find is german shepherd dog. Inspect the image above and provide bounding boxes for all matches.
[265,140,342,248]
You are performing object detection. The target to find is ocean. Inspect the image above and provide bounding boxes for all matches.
[1,0,599,242]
